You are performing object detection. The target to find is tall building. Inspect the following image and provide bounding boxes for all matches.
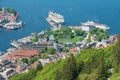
[2,7,8,13]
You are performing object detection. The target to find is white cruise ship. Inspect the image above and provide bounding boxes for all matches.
[81,21,96,26]
[46,11,64,29]
[81,21,110,30]
[3,21,24,30]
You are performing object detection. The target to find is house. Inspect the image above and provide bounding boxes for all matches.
[65,42,73,47]
[0,60,11,67]
[95,42,105,48]
[53,43,58,50]
[38,38,47,42]
[2,7,8,13]
[58,52,68,59]
[39,59,50,66]
[101,39,111,47]
[0,68,16,79]
[87,42,96,47]
[69,47,80,54]
[49,35,54,42]
[91,34,97,42]
[109,35,119,44]
[15,62,28,73]
[81,26,94,32]
[30,33,37,39]
[76,41,84,47]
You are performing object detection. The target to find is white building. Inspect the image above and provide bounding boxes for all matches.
[81,26,93,32]
[49,35,54,41]
[2,7,8,13]
[0,68,16,80]
[39,59,50,66]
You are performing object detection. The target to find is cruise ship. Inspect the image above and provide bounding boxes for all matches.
[81,21,110,30]
[3,21,24,30]
[81,21,96,26]
[46,11,64,28]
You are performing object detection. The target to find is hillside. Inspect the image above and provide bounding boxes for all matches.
[34,46,113,80]
[10,39,120,80]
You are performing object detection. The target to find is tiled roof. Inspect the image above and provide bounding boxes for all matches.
[2,50,40,61]
[13,50,39,55]
[69,48,78,52]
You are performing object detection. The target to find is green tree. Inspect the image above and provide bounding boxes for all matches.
[61,27,71,34]
[21,58,28,64]
[75,29,86,36]
[76,60,84,75]
[112,38,120,73]
[54,69,62,80]
[7,8,17,15]
[69,32,74,39]
[30,57,39,64]
[10,69,37,80]
[31,37,38,42]
[90,28,109,41]
[47,47,56,55]
[96,57,108,80]
[61,54,77,80]
[36,61,43,71]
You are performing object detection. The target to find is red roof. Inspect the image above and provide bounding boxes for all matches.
[69,48,78,52]
[0,16,5,18]
[3,50,40,61]
[13,50,40,57]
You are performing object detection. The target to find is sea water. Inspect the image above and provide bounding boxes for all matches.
[0,0,120,51]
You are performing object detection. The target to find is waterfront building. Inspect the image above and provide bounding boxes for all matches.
[0,68,16,80]
[19,42,53,50]
[81,26,93,32]
[2,7,8,13]
[2,50,40,62]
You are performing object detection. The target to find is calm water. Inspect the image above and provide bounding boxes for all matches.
[0,0,120,51]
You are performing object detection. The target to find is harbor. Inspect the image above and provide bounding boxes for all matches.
[0,0,119,79]
[0,7,24,31]
[0,0,119,52]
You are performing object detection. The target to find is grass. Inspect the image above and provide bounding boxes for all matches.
[58,36,84,43]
